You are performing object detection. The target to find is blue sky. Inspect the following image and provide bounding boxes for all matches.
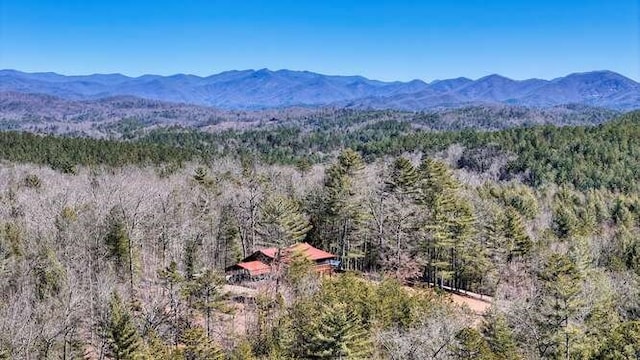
[1,0,638,81]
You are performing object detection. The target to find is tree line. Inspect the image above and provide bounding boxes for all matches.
[0,111,639,358]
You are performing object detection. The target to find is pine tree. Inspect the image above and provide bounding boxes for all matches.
[285,248,316,296]
[317,149,368,270]
[256,195,312,249]
[295,156,313,176]
[451,327,495,360]
[144,331,179,360]
[534,254,583,359]
[482,311,519,360]
[0,346,10,360]
[597,321,640,359]
[256,194,313,291]
[552,187,581,239]
[105,206,135,292]
[377,157,423,279]
[182,269,228,339]
[485,210,507,261]
[193,167,216,189]
[183,238,199,281]
[417,158,459,208]
[157,261,183,346]
[102,291,141,360]
[2,222,23,257]
[218,204,242,268]
[417,158,477,290]
[33,246,65,301]
[302,303,371,359]
[427,195,458,288]
[229,340,256,360]
[385,157,419,196]
[181,327,224,360]
[503,208,532,261]
[105,206,131,270]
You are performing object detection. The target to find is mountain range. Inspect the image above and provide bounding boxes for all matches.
[1,69,638,110]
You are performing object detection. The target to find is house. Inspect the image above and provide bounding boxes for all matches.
[225,243,339,282]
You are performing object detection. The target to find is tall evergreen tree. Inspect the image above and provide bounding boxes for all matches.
[105,206,131,272]
[317,149,368,270]
[451,328,495,360]
[482,311,519,360]
[157,261,183,347]
[504,208,532,261]
[256,195,312,249]
[534,254,583,359]
[101,291,141,360]
[302,303,371,359]
[597,321,640,359]
[417,158,476,289]
[182,269,228,339]
[217,204,242,268]
[181,327,224,360]
[33,246,65,301]
[385,157,419,196]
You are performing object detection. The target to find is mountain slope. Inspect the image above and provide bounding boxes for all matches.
[1,69,638,109]
[0,92,621,137]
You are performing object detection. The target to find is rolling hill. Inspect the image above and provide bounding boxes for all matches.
[1,69,638,110]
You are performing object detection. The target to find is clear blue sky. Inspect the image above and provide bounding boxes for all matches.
[1,0,638,81]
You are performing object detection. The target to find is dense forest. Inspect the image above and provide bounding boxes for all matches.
[1,92,619,136]
[1,111,639,359]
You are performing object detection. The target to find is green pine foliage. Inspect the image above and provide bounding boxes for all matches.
[182,269,228,337]
[0,131,192,170]
[301,303,372,359]
[597,321,640,359]
[416,158,478,290]
[105,206,131,271]
[2,222,23,257]
[192,167,217,189]
[2,110,639,193]
[180,327,224,360]
[33,246,65,301]
[479,182,539,219]
[482,311,519,360]
[102,291,142,360]
[385,157,419,196]
[2,110,640,358]
[218,204,243,268]
[312,149,368,270]
[534,254,584,359]
[256,195,312,249]
[451,328,495,360]
[504,208,532,261]
[284,248,316,294]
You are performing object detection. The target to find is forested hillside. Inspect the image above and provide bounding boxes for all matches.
[1,112,639,358]
[0,92,620,136]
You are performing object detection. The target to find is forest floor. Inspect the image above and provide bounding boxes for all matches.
[444,288,493,327]
[413,282,493,316]
[449,291,492,315]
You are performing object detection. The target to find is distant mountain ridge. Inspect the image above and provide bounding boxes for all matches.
[1,69,638,110]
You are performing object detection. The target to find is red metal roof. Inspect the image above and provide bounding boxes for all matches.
[255,243,335,261]
[227,243,337,276]
[288,242,336,261]
[235,261,271,276]
[259,247,278,258]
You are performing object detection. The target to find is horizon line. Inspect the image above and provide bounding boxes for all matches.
[1,68,637,84]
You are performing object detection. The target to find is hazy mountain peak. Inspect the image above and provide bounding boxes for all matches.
[0,69,637,110]
[476,74,515,83]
